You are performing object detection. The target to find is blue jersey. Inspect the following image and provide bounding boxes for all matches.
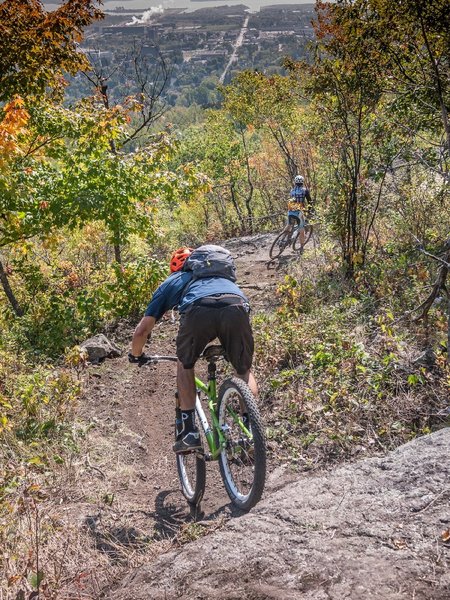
[290,185,309,204]
[144,271,248,320]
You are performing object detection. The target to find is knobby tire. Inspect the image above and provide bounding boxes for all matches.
[269,230,291,259]
[176,406,206,505]
[216,377,266,511]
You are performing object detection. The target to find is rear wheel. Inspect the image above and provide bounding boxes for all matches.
[216,378,266,511]
[176,408,206,506]
[269,230,291,259]
[293,223,313,251]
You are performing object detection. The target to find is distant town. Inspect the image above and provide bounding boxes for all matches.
[69,4,315,106]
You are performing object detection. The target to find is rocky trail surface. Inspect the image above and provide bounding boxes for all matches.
[111,429,449,600]
[74,233,448,599]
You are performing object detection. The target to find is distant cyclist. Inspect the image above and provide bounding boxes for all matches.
[287,175,312,248]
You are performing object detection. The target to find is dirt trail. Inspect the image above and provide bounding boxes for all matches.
[73,234,290,574]
[74,233,448,599]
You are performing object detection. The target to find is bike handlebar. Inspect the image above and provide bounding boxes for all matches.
[139,344,227,366]
[141,355,178,364]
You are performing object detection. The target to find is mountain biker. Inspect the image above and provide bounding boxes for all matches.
[128,245,256,454]
[287,175,312,248]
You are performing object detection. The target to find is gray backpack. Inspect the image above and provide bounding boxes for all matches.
[183,244,236,282]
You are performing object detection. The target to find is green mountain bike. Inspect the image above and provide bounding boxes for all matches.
[143,345,266,511]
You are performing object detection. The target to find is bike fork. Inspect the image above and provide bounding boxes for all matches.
[195,394,215,454]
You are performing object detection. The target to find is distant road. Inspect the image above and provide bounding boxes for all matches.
[219,15,249,84]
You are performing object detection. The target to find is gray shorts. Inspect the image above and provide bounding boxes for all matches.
[176,295,254,373]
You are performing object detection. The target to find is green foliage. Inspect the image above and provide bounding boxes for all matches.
[0,346,84,598]
[179,110,244,180]
[173,108,285,238]
[77,255,168,321]
[0,0,102,103]
[0,348,81,458]
[222,71,298,130]
[254,255,449,464]
[278,0,450,276]
[177,76,222,108]
[221,71,319,215]
[1,243,167,358]
[1,99,208,251]
[326,0,450,146]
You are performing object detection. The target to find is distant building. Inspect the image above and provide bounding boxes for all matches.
[80,49,113,65]
[141,45,159,57]
[259,31,295,39]
[183,49,227,63]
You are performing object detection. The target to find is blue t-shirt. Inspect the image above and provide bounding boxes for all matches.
[144,271,248,320]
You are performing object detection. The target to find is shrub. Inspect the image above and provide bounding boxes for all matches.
[254,258,449,466]
[1,254,167,358]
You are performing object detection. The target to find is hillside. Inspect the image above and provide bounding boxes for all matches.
[10,232,443,600]
[1,1,449,598]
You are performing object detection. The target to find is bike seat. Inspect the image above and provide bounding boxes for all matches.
[202,344,228,362]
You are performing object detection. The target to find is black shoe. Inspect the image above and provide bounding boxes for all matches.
[173,429,203,453]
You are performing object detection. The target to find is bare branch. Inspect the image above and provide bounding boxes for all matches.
[412,235,450,268]
[120,44,170,147]
[411,239,450,321]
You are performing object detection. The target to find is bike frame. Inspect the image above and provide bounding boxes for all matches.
[144,349,265,510]
[194,375,223,460]
[146,355,250,461]
[194,360,251,460]
[287,211,306,235]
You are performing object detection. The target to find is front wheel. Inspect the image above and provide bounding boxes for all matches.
[269,230,291,259]
[176,406,206,506]
[216,378,266,511]
[293,223,313,251]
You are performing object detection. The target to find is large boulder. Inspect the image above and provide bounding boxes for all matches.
[109,428,450,600]
[80,334,122,363]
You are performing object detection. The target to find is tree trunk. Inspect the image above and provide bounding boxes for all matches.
[271,126,298,180]
[419,14,450,176]
[229,181,244,228]
[0,258,23,316]
[447,295,450,364]
[240,129,254,234]
[114,243,122,264]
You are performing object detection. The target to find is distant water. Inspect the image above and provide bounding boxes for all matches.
[44,1,315,14]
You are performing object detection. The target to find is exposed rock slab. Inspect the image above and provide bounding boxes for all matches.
[110,428,449,600]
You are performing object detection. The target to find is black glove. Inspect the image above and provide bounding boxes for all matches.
[128,352,148,365]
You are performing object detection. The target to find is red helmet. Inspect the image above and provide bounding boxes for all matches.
[169,247,193,272]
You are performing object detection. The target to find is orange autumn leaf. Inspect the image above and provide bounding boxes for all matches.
[0,96,30,162]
